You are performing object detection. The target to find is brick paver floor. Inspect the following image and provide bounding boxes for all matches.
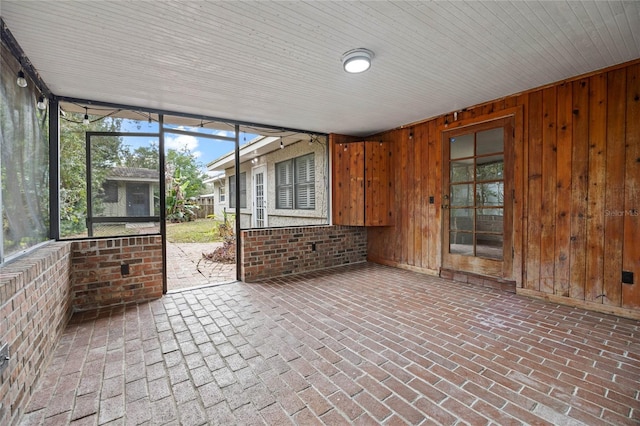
[20,263,640,425]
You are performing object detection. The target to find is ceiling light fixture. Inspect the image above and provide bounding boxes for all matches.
[280,136,284,149]
[17,69,28,87]
[37,95,47,110]
[342,48,374,74]
[83,107,90,125]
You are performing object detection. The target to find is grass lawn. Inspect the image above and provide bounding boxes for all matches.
[166,219,222,243]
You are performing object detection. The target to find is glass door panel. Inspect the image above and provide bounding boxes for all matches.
[447,127,505,260]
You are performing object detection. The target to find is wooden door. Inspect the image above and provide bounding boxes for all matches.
[442,118,514,278]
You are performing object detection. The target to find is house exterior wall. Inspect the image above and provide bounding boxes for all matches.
[361,59,640,319]
[211,177,227,220]
[102,182,157,217]
[0,242,73,425]
[71,236,163,311]
[103,182,127,216]
[241,225,367,282]
[223,139,329,228]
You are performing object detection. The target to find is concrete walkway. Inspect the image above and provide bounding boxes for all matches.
[166,242,236,292]
[20,263,640,425]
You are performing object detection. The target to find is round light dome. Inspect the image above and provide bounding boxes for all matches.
[342,48,374,74]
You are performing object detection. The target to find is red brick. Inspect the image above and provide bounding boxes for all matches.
[354,391,392,422]
[384,395,425,425]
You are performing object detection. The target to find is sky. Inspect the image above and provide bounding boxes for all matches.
[120,119,257,175]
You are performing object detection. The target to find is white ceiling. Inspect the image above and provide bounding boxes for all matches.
[2,1,639,136]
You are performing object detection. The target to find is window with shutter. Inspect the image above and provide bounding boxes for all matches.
[276,160,293,209]
[295,154,315,209]
[229,172,246,208]
[239,173,247,208]
[275,154,315,210]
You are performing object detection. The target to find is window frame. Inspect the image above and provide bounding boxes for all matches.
[275,159,293,209]
[219,184,226,203]
[229,172,247,209]
[103,180,119,203]
[275,153,315,210]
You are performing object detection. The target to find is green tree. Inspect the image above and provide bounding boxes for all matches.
[59,113,122,237]
[121,144,159,169]
[165,146,206,199]
[164,146,206,222]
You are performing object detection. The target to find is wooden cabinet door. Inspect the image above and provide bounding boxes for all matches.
[332,141,364,225]
[332,140,392,226]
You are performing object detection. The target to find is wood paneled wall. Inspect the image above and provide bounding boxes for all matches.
[355,59,640,317]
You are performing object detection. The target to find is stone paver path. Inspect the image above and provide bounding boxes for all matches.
[20,263,640,425]
[166,242,236,291]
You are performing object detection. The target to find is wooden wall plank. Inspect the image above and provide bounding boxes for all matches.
[366,140,381,225]
[602,68,627,307]
[412,127,423,268]
[349,142,365,225]
[514,95,528,288]
[554,82,573,297]
[399,130,409,264]
[540,87,558,294]
[623,64,640,308]
[585,74,607,303]
[526,90,543,291]
[381,140,392,226]
[406,129,416,265]
[569,78,590,301]
[427,119,441,270]
[330,135,346,225]
[364,140,374,225]
[336,141,349,225]
[420,124,430,269]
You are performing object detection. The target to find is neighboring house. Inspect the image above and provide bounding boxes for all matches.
[206,173,227,220]
[207,135,328,228]
[100,167,159,217]
[193,175,218,219]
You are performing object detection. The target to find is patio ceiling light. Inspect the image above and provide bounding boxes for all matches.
[342,48,374,74]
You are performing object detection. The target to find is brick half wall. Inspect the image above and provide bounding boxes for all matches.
[0,242,72,425]
[241,225,367,282]
[71,236,163,311]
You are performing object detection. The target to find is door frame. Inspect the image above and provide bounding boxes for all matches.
[440,107,523,283]
[85,132,160,237]
[252,164,268,228]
